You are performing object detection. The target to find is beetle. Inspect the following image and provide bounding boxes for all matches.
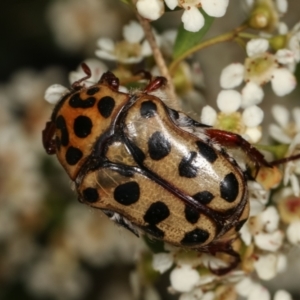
[42,64,298,274]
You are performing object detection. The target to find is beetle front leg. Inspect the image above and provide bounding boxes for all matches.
[205,129,271,168]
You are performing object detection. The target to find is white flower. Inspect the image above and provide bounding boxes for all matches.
[244,39,296,96]
[95,20,153,64]
[165,0,229,32]
[269,104,300,144]
[136,0,165,20]
[170,265,200,293]
[201,89,264,143]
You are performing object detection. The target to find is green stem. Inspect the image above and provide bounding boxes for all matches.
[237,32,260,39]
[169,24,248,75]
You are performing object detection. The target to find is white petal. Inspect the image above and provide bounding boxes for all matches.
[123,20,144,43]
[216,90,241,113]
[239,223,252,246]
[170,265,200,293]
[152,253,173,273]
[254,254,278,280]
[44,84,69,104]
[259,206,279,233]
[235,277,256,297]
[271,68,296,96]
[246,39,269,57]
[242,105,264,127]
[200,105,217,125]
[244,127,262,143]
[254,230,284,251]
[181,7,205,32]
[164,0,178,10]
[95,50,117,61]
[290,174,300,197]
[248,284,270,300]
[286,221,300,245]
[276,49,295,65]
[274,290,292,300]
[220,63,244,89]
[96,38,115,52]
[276,254,287,273]
[241,82,264,108]
[201,0,229,17]
[275,0,288,14]
[277,22,288,35]
[136,0,165,21]
[141,40,153,56]
[268,124,292,144]
[271,104,289,128]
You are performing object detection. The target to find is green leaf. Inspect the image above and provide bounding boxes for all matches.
[173,9,214,59]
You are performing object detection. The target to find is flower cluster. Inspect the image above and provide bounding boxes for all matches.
[136,0,229,32]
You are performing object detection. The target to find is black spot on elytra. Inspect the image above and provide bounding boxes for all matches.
[86,86,100,95]
[114,181,140,205]
[82,187,99,203]
[220,172,239,202]
[98,96,115,118]
[235,218,247,232]
[144,201,170,224]
[140,100,157,118]
[193,191,214,205]
[65,146,83,165]
[184,205,200,224]
[181,228,209,246]
[69,93,96,108]
[148,131,171,160]
[141,224,164,239]
[56,115,69,146]
[178,151,199,178]
[74,116,93,138]
[196,141,217,163]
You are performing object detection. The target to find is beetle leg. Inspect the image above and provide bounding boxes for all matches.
[42,121,56,155]
[143,76,168,93]
[205,128,271,168]
[269,153,300,166]
[99,71,120,91]
[202,238,241,276]
[72,62,92,89]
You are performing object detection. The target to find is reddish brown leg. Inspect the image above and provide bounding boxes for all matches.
[143,76,167,93]
[42,121,56,155]
[72,62,92,89]
[203,238,241,276]
[98,71,119,91]
[205,129,271,168]
[269,153,300,166]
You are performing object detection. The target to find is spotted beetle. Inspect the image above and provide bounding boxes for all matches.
[43,64,298,274]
